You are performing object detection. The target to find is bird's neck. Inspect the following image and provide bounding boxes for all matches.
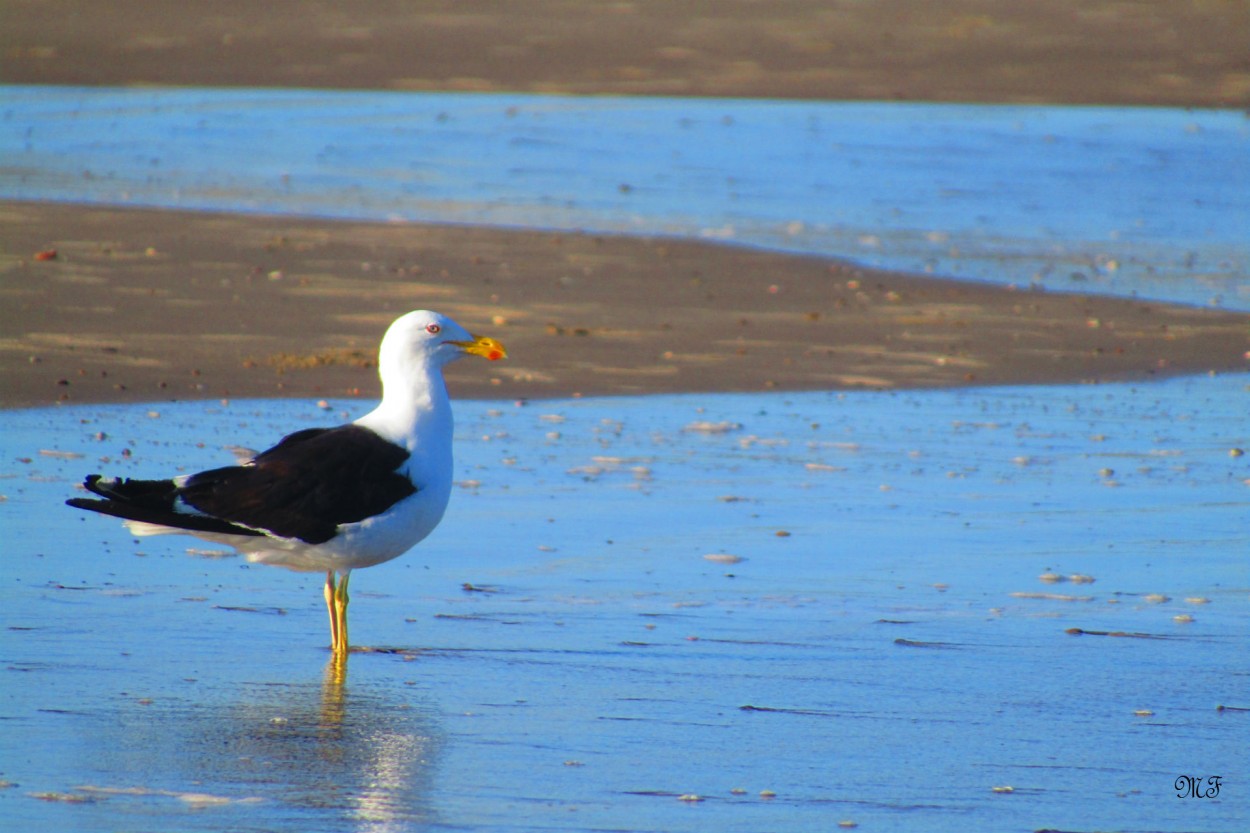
[355,361,453,451]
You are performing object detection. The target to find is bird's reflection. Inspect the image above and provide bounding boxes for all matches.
[102,655,441,831]
[322,652,349,723]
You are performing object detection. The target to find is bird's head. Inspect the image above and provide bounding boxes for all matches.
[380,310,507,372]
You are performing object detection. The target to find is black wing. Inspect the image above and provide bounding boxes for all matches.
[67,425,418,544]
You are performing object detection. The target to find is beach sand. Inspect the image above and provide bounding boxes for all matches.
[3,2,1248,407]
[5,1,1248,107]
[4,201,1247,408]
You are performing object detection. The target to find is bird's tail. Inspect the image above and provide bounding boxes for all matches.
[85,474,177,502]
[67,475,264,538]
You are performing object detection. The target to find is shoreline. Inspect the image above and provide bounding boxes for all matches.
[4,201,1247,410]
[4,2,1248,409]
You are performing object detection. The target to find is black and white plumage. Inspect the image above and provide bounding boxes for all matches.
[73,425,417,545]
[66,310,507,655]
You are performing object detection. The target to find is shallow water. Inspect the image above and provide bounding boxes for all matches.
[2,376,1248,831]
[3,86,1248,309]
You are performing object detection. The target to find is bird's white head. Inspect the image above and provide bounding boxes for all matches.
[379,310,507,373]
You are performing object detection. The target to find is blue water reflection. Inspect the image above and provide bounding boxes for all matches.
[3,376,1247,831]
[3,86,1247,308]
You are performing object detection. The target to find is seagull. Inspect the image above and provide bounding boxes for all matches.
[66,310,506,656]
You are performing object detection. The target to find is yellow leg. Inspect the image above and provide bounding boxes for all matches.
[324,571,342,654]
[333,571,351,656]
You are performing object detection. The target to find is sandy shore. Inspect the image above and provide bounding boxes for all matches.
[3,3,1248,408]
[3,201,1247,408]
[4,1,1248,107]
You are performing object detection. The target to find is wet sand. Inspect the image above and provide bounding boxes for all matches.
[3,201,1248,409]
[5,379,1249,830]
[5,1,1248,107]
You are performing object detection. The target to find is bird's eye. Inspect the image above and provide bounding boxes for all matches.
[426,323,442,335]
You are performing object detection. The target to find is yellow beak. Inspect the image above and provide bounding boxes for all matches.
[453,334,507,361]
